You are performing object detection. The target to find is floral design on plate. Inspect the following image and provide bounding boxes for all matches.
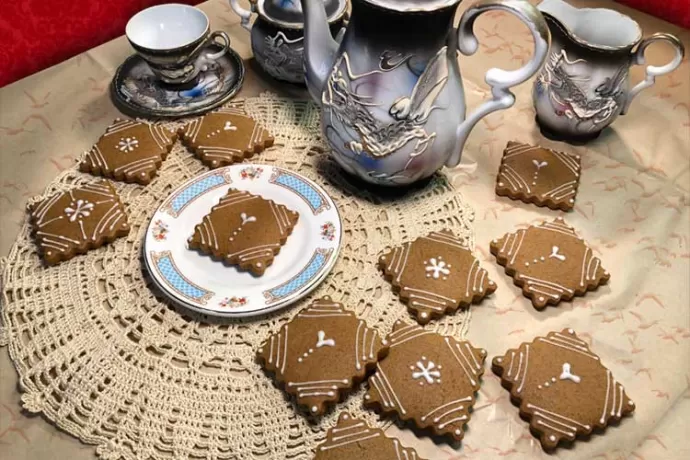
[320,221,336,241]
[151,219,169,241]
[240,166,264,180]
[218,296,248,308]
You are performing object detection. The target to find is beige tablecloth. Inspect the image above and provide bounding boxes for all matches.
[1,1,689,459]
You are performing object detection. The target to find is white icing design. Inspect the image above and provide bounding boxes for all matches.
[549,246,566,261]
[424,256,450,280]
[316,330,335,348]
[64,199,94,222]
[117,136,139,152]
[533,159,548,170]
[559,362,581,383]
[240,212,256,225]
[224,121,237,131]
[411,357,441,385]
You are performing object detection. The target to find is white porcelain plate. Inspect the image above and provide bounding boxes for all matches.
[144,165,341,317]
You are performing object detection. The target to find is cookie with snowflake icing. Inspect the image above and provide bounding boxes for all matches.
[257,297,388,415]
[490,217,610,309]
[79,118,177,185]
[314,412,425,459]
[363,320,486,442]
[492,328,635,451]
[29,181,130,265]
[496,141,582,211]
[180,107,274,169]
[378,230,496,324]
[188,188,299,276]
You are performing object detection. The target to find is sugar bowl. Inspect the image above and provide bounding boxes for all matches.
[229,0,348,84]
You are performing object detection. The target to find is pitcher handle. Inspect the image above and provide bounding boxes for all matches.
[621,33,685,115]
[229,0,257,31]
[446,0,550,168]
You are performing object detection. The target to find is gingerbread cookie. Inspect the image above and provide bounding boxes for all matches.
[492,329,635,451]
[496,141,582,211]
[490,218,609,310]
[364,320,485,442]
[30,181,130,265]
[180,107,274,168]
[378,230,496,324]
[257,297,388,415]
[188,188,299,276]
[314,412,425,459]
[80,118,177,185]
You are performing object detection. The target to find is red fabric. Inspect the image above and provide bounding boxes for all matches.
[0,0,200,88]
[617,0,690,29]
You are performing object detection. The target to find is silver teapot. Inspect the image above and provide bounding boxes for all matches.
[230,0,347,84]
[300,0,551,186]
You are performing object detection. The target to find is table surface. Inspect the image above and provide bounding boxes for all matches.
[1,1,689,459]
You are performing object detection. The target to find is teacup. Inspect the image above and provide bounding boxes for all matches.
[126,4,231,86]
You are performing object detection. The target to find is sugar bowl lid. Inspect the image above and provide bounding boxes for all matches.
[257,0,347,29]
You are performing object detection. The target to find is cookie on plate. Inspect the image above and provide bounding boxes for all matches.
[80,118,177,185]
[314,412,425,459]
[188,188,299,276]
[257,297,388,415]
[30,181,130,265]
[364,320,486,442]
[379,230,496,324]
[180,107,274,168]
[490,217,609,310]
[496,141,582,211]
[492,328,635,451]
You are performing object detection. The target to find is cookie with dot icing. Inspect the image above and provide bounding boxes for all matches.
[29,181,130,265]
[492,328,635,451]
[314,412,425,459]
[257,297,388,416]
[490,217,609,310]
[363,320,485,442]
[79,118,177,185]
[180,107,274,169]
[496,141,582,211]
[378,230,496,324]
[188,188,298,276]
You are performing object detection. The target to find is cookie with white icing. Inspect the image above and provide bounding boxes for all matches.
[492,328,635,451]
[180,107,274,169]
[364,320,485,442]
[188,188,299,276]
[29,181,130,265]
[378,230,496,324]
[496,141,582,211]
[314,412,425,459]
[490,217,609,310]
[257,297,388,416]
[79,118,177,185]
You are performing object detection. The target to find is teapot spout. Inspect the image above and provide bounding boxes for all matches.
[300,0,339,105]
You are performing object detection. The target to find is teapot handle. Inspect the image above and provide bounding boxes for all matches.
[446,0,550,168]
[621,33,685,116]
[229,0,257,31]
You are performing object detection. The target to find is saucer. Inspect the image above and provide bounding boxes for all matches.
[111,44,245,119]
[143,164,342,318]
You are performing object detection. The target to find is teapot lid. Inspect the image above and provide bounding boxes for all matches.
[257,0,347,29]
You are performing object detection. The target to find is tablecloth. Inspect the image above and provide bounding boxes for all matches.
[1,1,688,459]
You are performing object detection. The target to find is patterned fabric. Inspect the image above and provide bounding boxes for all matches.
[0,0,200,88]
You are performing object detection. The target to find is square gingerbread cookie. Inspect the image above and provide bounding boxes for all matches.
[30,181,130,265]
[496,141,582,211]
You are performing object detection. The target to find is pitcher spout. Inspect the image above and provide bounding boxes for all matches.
[300,0,339,104]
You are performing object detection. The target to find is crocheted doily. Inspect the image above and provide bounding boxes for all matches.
[1,93,475,460]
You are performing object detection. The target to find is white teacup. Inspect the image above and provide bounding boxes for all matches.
[126,4,231,85]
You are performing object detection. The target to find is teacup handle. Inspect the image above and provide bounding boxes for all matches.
[446,0,550,168]
[192,31,231,77]
[621,33,685,115]
[229,0,257,31]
